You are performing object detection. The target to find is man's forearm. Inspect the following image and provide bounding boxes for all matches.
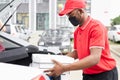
[66,50,78,59]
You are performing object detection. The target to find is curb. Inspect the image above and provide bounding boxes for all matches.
[110,47,120,57]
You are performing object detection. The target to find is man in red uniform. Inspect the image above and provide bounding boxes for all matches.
[44,0,118,80]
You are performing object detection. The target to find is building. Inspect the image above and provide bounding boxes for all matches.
[0,0,92,31]
[0,0,49,31]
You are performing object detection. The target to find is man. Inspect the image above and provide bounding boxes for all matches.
[44,0,118,80]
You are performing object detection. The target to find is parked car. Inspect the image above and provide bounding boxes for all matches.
[108,25,120,42]
[59,26,75,41]
[37,29,72,53]
[0,32,63,80]
[5,24,32,42]
[0,1,60,79]
[0,32,57,65]
[0,31,34,65]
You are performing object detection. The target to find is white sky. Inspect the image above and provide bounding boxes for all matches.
[90,0,120,26]
[109,0,120,19]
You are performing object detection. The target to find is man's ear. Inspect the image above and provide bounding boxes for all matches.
[78,9,84,13]
[76,9,83,18]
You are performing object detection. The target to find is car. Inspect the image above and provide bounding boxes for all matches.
[37,29,72,53]
[0,32,66,80]
[0,0,57,66]
[108,25,120,42]
[0,31,35,65]
[1,31,59,63]
[59,26,75,41]
[5,24,32,42]
[0,62,50,80]
[0,1,62,80]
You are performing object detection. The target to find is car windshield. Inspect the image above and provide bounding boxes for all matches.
[44,29,69,37]
[60,27,74,32]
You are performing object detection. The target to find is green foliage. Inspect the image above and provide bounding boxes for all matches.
[111,15,120,26]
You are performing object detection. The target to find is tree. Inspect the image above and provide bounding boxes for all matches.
[111,15,120,26]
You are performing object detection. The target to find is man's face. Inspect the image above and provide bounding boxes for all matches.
[67,9,84,26]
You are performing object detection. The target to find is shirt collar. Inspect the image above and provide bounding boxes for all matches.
[79,16,92,30]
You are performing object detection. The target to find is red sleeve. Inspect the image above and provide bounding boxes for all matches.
[89,24,105,49]
[73,27,79,49]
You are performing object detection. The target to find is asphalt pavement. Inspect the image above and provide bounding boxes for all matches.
[110,43,120,57]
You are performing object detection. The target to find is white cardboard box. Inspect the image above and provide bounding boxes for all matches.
[31,54,75,80]
[32,54,74,64]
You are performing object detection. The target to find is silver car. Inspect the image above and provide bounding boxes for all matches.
[37,29,72,53]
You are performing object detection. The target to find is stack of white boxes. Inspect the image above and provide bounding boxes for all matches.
[30,54,75,80]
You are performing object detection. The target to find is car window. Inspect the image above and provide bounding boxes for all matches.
[21,27,26,33]
[0,36,20,49]
[113,27,116,30]
[110,27,116,31]
[5,25,10,34]
[15,26,20,32]
[42,29,70,38]
[59,27,74,32]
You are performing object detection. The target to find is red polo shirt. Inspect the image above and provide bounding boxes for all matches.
[74,16,116,74]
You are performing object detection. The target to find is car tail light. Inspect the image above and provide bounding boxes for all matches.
[117,32,120,35]
[32,75,46,80]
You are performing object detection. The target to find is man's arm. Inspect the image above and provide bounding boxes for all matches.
[66,49,78,59]
[64,48,102,71]
[44,48,102,76]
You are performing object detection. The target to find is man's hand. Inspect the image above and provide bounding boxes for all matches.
[44,59,65,77]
